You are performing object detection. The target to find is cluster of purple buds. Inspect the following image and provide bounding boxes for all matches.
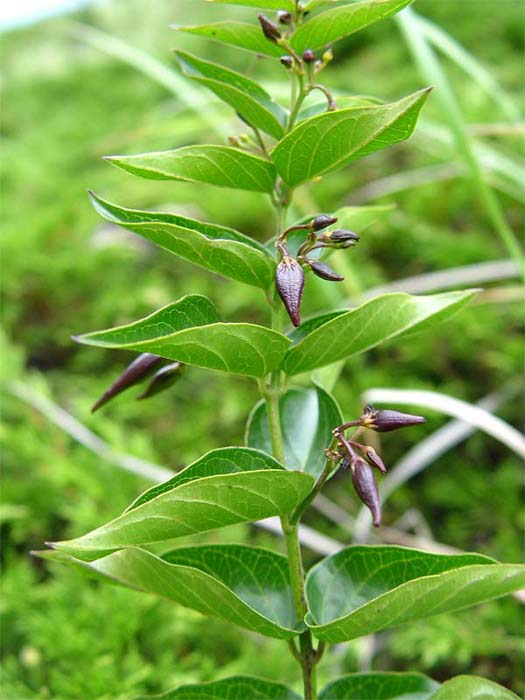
[332,405,426,526]
[91,353,184,413]
[274,213,360,326]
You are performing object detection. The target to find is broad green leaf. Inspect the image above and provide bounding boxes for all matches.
[305,545,525,643]
[126,447,286,511]
[41,545,299,639]
[175,51,286,139]
[272,89,431,187]
[283,290,478,375]
[428,675,519,700]
[174,22,283,58]
[74,299,291,378]
[246,385,342,478]
[298,95,383,122]
[49,451,314,560]
[319,672,440,700]
[135,675,300,699]
[292,0,414,52]
[105,145,276,193]
[89,192,275,289]
[207,1,296,13]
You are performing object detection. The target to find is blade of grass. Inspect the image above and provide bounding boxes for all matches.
[396,8,524,281]
[416,14,521,124]
[70,22,229,139]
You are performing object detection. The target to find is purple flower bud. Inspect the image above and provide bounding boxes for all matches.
[364,446,387,474]
[258,13,282,43]
[275,256,305,327]
[308,260,344,282]
[312,214,337,231]
[328,229,360,244]
[280,55,293,69]
[91,353,163,413]
[137,362,184,400]
[360,405,426,432]
[351,458,382,527]
[302,48,316,63]
[277,10,292,24]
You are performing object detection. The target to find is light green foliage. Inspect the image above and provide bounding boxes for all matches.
[41,544,299,639]
[90,192,276,288]
[175,51,287,139]
[305,546,525,642]
[246,385,343,478]
[106,145,277,192]
[319,672,440,700]
[3,0,523,697]
[283,290,478,375]
[272,89,431,187]
[291,0,415,52]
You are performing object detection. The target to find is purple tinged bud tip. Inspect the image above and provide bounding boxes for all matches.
[137,362,184,400]
[329,229,360,244]
[258,13,282,43]
[308,260,344,282]
[351,458,382,527]
[302,48,316,63]
[275,256,305,327]
[364,446,387,474]
[312,214,337,232]
[91,353,163,413]
[360,405,426,433]
[277,10,292,24]
[280,55,293,68]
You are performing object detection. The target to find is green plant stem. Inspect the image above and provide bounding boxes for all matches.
[290,456,336,525]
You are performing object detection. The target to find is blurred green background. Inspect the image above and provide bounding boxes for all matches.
[1,0,523,698]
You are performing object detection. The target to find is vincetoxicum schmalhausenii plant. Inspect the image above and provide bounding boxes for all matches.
[38,2,525,698]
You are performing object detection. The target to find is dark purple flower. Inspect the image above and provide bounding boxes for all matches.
[275,256,305,327]
[91,353,163,413]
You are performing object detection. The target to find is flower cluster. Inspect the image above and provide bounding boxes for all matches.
[331,406,426,526]
[275,214,359,326]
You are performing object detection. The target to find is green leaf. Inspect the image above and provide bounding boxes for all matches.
[298,95,383,122]
[89,192,275,289]
[207,1,296,13]
[49,448,314,560]
[283,290,478,376]
[134,675,300,699]
[292,0,414,53]
[173,22,283,58]
[105,145,276,193]
[42,545,299,639]
[246,385,342,478]
[428,675,520,700]
[272,89,431,187]
[74,298,291,378]
[126,446,286,511]
[319,672,440,700]
[175,51,286,139]
[305,545,525,643]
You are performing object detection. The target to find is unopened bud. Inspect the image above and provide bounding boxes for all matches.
[351,458,382,527]
[277,10,292,24]
[280,55,293,69]
[311,214,337,231]
[308,260,344,282]
[91,353,163,413]
[364,446,387,474]
[360,405,426,433]
[327,229,360,244]
[275,256,305,327]
[302,48,316,63]
[228,136,240,147]
[138,362,184,400]
[322,49,333,64]
[258,13,282,43]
